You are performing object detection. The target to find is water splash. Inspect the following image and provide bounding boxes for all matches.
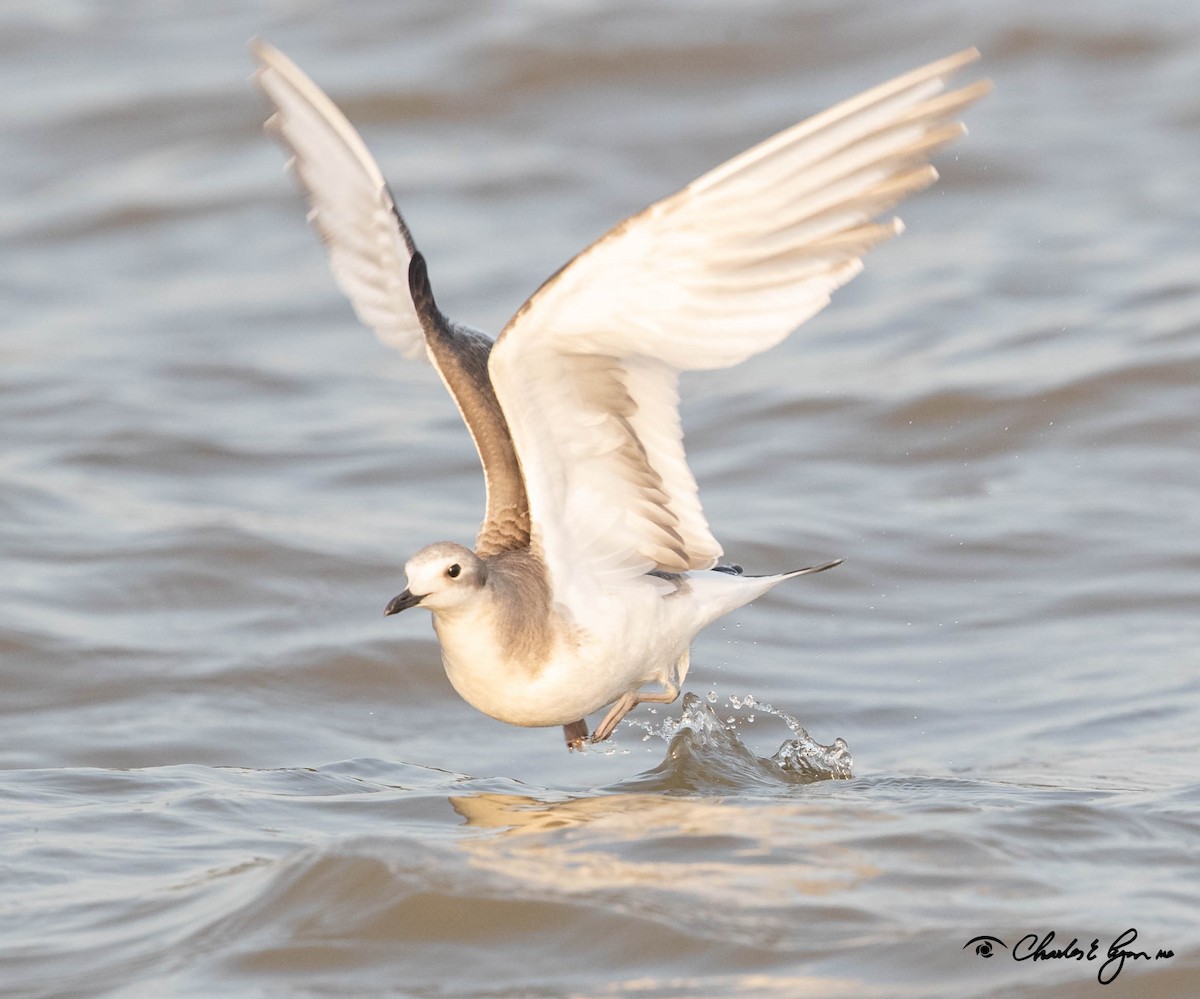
[615,692,852,793]
[736,692,854,781]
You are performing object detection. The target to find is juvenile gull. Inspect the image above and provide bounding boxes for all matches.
[253,43,988,748]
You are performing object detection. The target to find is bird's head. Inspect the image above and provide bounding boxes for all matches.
[385,542,486,616]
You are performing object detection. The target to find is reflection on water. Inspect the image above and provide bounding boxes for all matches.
[446,705,871,937]
[452,790,878,907]
[451,695,862,894]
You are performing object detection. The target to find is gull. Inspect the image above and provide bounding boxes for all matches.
[252,42,988,749]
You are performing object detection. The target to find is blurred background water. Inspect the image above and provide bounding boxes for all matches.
[2,1,1199,996]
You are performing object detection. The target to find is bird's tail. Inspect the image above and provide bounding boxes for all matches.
[770,558,844,581]
[691,557,843,627]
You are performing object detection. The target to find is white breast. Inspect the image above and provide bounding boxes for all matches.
[431,579,693,727]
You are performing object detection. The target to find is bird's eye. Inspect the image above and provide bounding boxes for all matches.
[447,563,461,579]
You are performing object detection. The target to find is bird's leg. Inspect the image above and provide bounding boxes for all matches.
[562,718,589,751]
[591,682,681,743]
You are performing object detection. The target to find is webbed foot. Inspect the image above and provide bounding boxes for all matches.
[563,719,589,750]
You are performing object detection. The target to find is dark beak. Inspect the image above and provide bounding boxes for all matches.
[384,589,423,616]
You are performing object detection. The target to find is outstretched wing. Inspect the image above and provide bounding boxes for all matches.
[252,41,529,555]
[489,50,989,600]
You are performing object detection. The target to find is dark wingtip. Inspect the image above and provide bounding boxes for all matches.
[408,250,437,316]
[779,558,844,579]
[811,558,845,573]
[806,557,844,573]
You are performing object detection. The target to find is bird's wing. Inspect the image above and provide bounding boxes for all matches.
[488,50,988,602]
[252,41,529,555]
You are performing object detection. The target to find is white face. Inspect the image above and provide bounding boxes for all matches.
[402,544,483,612]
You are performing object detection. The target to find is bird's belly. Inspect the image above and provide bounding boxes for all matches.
[434,585,700,725]
[440,644,640,728]
[437,603,685,728]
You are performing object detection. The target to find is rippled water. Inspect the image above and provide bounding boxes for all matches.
[4,1,1200,996]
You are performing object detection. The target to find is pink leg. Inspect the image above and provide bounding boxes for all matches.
[591,683,680,743]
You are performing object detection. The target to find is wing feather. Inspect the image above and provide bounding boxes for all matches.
[253,41,529,555]
[252,40,423,356]
[490,51,988,598]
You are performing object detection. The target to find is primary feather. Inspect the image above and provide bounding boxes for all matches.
[488,50,989,600]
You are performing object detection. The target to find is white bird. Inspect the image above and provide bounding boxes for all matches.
[252,42,988,749]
